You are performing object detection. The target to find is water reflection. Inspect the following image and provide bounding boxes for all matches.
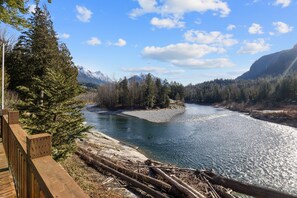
[83,104,297,195]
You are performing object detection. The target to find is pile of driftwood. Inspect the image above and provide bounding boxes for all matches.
[76,147,297,198]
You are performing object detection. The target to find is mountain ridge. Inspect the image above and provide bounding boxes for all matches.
[77,66,111,87]
[237,45,297,80]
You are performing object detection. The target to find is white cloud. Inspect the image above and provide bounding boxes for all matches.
[108,38,127,47]
[122,67,184,75]
[57,33,70,39]
[238,39,270,54]
[248,23,264,34]
[86,37,101,46]
[28,4,36,13]
[130,0,231,18]
[227,24,236,31]
[115,38,127,47]
[143,43,225,61]
[142,43,232,69]
[273,0,291,7]
[150,17,185,29]
[273,21,293,34]
[76,5,92,22]
[184,30,238,47]
[170,58,234,69]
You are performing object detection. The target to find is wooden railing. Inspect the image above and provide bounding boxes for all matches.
[1,110,87,198]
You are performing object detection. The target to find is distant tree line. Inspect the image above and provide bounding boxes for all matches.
[185,74,297,105]
[96,74,185,109]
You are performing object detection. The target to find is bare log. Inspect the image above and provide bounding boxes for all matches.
[171,175,206,198]
[200,171,297,198]
[213,185,236,198]
[77,148,180,196]
[76,150,169,198]
[150,164,200,198]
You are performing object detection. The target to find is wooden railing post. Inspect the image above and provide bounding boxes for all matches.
[27,134,51,159]
[2,109,87,197]
[27,133,51,197]
[8,111,19,125]
[1,109,8,139]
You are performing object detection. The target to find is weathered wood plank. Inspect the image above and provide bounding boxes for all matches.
[0,144,16,198]
[0,143,9,171]
[1,110,88,198]
[30,156,87,197]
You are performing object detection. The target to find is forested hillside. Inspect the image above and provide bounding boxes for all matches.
[185,74,297,106]
[238,45,297,80]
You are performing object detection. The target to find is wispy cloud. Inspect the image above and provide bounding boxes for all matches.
[57,33,70,39]
[248,23,264,34]
[86,37,101,46]
[273,0,291,7]
[227,24,236,31]
[184,30,238,47]
[273,21,293,34]
[108,38,127,47]
[150,17,185,29]
[76,5,92,22]
[122,66,184,75]
[130,0,231,19]
[238,39,270,54]
[115,38,127,47]
[143,43,225,61]
[142,43,234,69]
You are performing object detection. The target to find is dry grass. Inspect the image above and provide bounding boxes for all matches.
[61,154,125,198]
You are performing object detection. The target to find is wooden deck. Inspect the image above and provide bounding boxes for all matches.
[0,141,16,198]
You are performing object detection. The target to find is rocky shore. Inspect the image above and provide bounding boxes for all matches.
[122,105,185,123]
[87,104,186,123]
[218,103,297,129]
[61,130,234,197]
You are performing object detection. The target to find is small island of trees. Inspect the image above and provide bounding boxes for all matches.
[96,74,185,110]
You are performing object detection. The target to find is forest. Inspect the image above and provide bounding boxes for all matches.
[96,74,185,109]
[185,74,297,106]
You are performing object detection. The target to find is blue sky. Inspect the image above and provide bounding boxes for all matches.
[4,0,297,85]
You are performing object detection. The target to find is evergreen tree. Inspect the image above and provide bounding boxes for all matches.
[144,73,155,109]
[119,77,129,107]
[0,0,51,29]
[10,6,89,160]
[18,68,89,160]
[155,78,162,107]
[6,6,60,91]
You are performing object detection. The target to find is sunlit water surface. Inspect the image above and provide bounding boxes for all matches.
[82,104,297,195]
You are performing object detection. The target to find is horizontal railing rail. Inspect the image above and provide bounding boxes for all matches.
[1,110,87,198]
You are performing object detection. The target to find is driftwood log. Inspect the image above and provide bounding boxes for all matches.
[200,171,297,198]
[171,175,206,198]
[77,148,181,196]
[76,150,169,198]
[150,164,201,198]
[213,185,236,198]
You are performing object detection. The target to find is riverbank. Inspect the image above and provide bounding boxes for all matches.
[87,104,186,123]
[122,105,185,123]
[61,130,147,197]
[61,130,235,197]
[214,102,297,128]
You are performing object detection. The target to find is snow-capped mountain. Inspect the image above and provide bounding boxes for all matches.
[77,66,111,86]
[128,74,157,83]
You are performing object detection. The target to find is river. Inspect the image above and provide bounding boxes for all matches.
[82,103,297,195]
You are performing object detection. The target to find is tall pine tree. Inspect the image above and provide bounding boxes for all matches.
[10,5,89,160]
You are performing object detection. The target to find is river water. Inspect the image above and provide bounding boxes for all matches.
[82,104,297,195]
